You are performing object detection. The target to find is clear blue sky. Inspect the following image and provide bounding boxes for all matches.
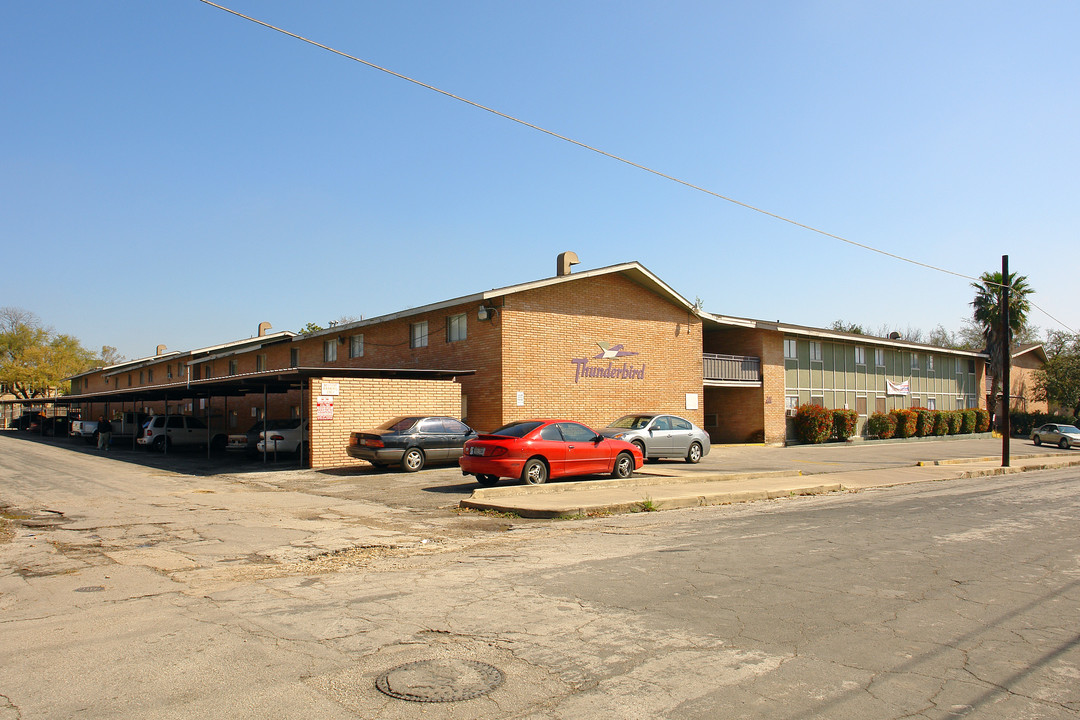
[4,1,1078,360]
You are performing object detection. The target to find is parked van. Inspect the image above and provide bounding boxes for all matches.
[137,415,228,452]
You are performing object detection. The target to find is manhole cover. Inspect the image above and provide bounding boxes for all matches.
[74,586,105,593]
[375,659,504,702]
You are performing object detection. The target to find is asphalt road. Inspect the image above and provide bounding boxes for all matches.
[1,433,1078,718]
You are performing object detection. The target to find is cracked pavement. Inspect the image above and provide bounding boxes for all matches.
[1,433,1078,718]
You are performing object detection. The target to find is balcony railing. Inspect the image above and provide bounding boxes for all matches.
[703,353,761,383]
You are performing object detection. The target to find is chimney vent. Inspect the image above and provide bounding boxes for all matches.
[156,344,167,356]
[258,321,272,337]
[557,251,580,277]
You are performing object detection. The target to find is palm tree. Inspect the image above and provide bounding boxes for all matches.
[971,271,1033,427]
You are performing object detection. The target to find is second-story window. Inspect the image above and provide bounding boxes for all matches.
[324,339,338,362]
[290,348,299,367]
[911,353,920,370]
[410,321,428,349]
[228,359,238,375]
[855,347,865,366]
[147,368,154,383]
[256,354,267,372]
[783,339,797,359]
[447,314,466,343]
[349,334,364,358]
[809,342,822,362]
[875,348,885,367]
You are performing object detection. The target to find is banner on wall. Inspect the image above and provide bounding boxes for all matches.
[886,380,910,396]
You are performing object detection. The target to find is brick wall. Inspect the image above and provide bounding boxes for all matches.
[307,376,461,469]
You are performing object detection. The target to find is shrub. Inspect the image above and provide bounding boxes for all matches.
[833,409,858,441]
[974,408,990,433]
[946,411,962,435]
[866,412,896,439]
[1009,411,1076,436]
[912,408,934,437]
[960,410,977,434]
[794,404,834,444]
[891,409,917,438]
[932,411,950,436]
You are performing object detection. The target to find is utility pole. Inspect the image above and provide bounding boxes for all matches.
[1001,255,1011,467]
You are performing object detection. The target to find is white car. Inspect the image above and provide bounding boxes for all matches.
[138,415,228,452]
[256,419,308,455]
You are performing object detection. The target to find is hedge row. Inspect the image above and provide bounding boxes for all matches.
[792,405,859,444]
[865,407,990,439]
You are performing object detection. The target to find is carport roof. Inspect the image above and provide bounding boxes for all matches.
[8,366,474,406]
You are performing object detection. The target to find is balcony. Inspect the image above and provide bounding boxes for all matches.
[703,353,761,386]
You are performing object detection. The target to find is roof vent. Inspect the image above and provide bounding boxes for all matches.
[258,321,272,337]
[156,344,167,356]
[889,332,902,340]
[557,251,580,277]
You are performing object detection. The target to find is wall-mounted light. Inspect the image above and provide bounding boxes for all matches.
[338,336,347,345]
[478,305,497,321]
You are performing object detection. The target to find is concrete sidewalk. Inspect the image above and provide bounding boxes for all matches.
[460,453,1080,518]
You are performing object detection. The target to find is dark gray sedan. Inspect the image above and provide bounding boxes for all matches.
[347,416,476,472]
[1031,423,1080,449]
[600,413,711,463]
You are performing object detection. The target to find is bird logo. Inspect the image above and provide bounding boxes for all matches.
[593,342,638,360]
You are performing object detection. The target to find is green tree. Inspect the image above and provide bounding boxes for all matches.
[970,271,1033,426]
[0,307,97,398]
[828,320,865,335]
[1035,331,1080,419]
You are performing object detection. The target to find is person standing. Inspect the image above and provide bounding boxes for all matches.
[97,415,112,451]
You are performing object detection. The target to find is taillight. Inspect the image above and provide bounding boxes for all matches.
[145,429,152,437]
[364,438,384,448]
[270,434,284,441]
[487,446,508,457]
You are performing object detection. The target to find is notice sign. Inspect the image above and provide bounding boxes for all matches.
[316,396,334,420]
[320,381,340,396]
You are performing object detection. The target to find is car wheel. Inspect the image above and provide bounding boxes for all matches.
[1060,438,1070,449]
[151,436,168,453]
[1033,435,1042,446]
[521,458,548,485]
[476,474,499,487]
[401,447,425,472]
[210,435,227,453]
[686,442,703,464]
[611,452,634,479]
[632,440,646,459]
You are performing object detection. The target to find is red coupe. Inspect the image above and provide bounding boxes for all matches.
[459,419,643,486]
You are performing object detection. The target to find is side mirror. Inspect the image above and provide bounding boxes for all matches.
[594,434,604,443]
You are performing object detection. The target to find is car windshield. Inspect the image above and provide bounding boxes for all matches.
[376,417,421,433]
[607,415,655,430]
[490,421,544,438]
[1062,426,1080,433]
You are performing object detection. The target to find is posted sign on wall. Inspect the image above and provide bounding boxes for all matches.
[316,396,334,420]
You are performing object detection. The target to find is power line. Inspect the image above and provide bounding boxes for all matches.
[196,1,1074,334]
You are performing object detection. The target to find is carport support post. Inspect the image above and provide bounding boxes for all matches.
[299,378,306,468]
[262,384,268,464]
[205,394,211,460]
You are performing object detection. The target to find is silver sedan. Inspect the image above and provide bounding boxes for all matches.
[1031,423,1080,449]
[600,413,711,463]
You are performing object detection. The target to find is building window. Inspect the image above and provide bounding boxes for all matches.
[809,342,822,362]
[410,321,428,349]
[785,396,799,416]
[875,348,885,367]
[783,339,797,359]
[911,353,919,370]
[968,359,976,374]
[203,365,212,379]
[228,360,238,375]
[228,410,238,428]
[927,356,934,372]
[854,347,865,366]
[324,340,337,362]
[290,348,299,368]
[876,396,887,414]
[856,396,867,416]
[446,314,467,343]
[139,370,145,384]
[127,373,132,387]
[349,334,364,358]
[147,368,154,383]
[928,398,936,410]
[167,365,172,379]
[256,354,267,372]
[810,395,824,407]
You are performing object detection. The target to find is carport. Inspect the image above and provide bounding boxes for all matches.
[3,366,473,466]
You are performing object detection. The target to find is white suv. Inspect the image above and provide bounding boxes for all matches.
[137,415,228,452]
